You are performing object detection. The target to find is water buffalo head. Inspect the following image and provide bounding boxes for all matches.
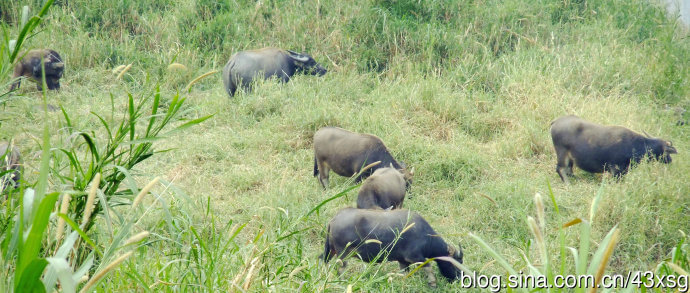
[287,50,327,76]
[643,131,677,164]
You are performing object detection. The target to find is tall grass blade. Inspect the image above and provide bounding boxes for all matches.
[306,185,359,217]
[468,233,520,277]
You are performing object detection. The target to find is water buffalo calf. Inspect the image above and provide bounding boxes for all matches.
[550,115,677,183]
[222,47,326,97]
[10,49,64,91]
[313,127,412,189]
[357,166,408,210]
[323,208,463,287]
[0,142,22,192]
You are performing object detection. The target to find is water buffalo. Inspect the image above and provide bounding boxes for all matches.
[313,127,413,189]
[357,165,408,210]
[9,49,64,91]
[323,208,463,287]
[0,142,22,192]
[222,47,327,97]
[550,115,677,183]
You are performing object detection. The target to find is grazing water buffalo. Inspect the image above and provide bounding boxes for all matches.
[313,127,413,189]
[0,142,22,192]
[323,208,463,287]
[550,115,677,183]
[222,47,327,97]
[357,165,408,210]
[10,49,64,91]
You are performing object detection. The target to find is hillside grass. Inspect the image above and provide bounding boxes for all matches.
[1,0,689,291]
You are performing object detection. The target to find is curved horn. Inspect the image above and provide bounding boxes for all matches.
[642,130,652,138]
[287,50,310,63]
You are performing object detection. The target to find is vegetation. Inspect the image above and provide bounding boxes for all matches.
[0,0,688,291]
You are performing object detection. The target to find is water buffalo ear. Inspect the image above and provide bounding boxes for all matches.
[287,50,310,63]
[447,244,456,256]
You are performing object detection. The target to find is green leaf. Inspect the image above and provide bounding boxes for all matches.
[91,112,114,142]
[32,123,52,216]
[145,88,161,137]
[306,185,359,217]
[128,93,136,141]
[163,114,215,137]
[575,220,591,293]
[546,179,559,215]
[79,132,100,163]
[10,0,54,62]
[586,225,619,276]
[60,106,73,128]
[403,258,435,279]
[57,213,103,257]
[590,179,606,223]
[15,258,48,293]
[16,192,58,280]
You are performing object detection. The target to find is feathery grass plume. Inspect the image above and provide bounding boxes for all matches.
[477,192,497,206]
[116,64,132,79]
[132,177,160,209]
[81,173,101,229]
[666,262,690,276]
[288,265,307,279]
[185,70,219,92]
[111,64,127,74]
[364,239,382,245]
[78,275,89,284]
[563,218,583,228]
[534,192,545,230]
[79,251,134,293]
[123,231,150,246]
[55,193,72,245]
[400,222,416,235]
[242,257,260,290]
[527,216,546,265]
[359,161,381,174]
[232,253,258,289]
[589,228,620,293]
[167,63,187,71]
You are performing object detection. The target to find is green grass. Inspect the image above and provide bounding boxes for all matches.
[0,0,689,291]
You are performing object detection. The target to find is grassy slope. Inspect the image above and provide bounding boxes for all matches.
[1,0,689,291]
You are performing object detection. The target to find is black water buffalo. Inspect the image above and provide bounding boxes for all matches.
[0,142,22,192]
[357,165,408,210]
[222,47,326,97]
[10,49,64,91]
[313,127,413,189]
[550,115,677,183]
[323,208,463,287]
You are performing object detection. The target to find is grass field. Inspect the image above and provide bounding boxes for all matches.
[1,0,689,291]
